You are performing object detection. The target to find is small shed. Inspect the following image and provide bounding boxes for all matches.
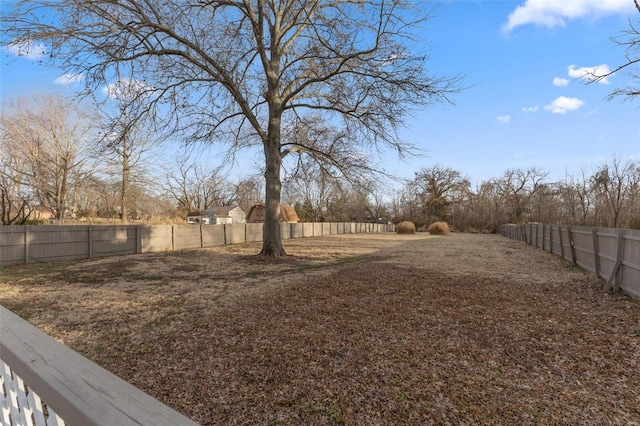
[202,205,246,224]
[247,203,299,223]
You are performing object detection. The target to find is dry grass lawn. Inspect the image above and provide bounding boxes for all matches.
[1,233,639,425]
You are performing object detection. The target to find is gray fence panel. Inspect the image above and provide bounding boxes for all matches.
[570,227,596,273]
[245,223,263,243]
[202,225,226,247]
[559,227,571,261]
[301,223,313,238]
[595,229,619,281]
[550,226,562,255]
[173,225,202,250]
[280,223,291,240]
[138,225,173,253]
[622,230,640,298]
[91,226,137,257]
[225,224,246,244]
[0,226,26,265]
[29,226,91,262]
[312,223,322,237]
[291,223,304,239]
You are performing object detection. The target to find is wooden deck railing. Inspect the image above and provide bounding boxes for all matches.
[0,305,198,426]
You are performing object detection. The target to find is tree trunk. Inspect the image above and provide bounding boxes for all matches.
[260,114,286,257]
[121,149,130,224]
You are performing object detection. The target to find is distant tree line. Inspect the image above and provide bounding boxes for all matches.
[2,93,638,231]
[390,160,640,232]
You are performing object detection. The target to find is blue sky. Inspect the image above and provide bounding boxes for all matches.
[1,0,639,188]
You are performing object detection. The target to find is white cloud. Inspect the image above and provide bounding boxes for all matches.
[102,78,155,100]
[553,77,569,87]
[54,73,85,85]
[522,105,539,113]
[4,40,46,60]
[514,150,538,158]
[497,115,511,124]
[503,0,635,32]
[567,64,612,84]
[544,96,585,114]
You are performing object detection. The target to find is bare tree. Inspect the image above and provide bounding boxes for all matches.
[0,162,34,225]
[2,1,460,255]
[492,167,549,224]
[163,157,236,217]
[98,92,162,223]
[0,94,95,220]
[413,165,470,227]
[234,175,264,218]
[591,157,639,228]
[283,157,336,222]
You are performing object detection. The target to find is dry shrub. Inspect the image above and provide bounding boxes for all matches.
[396,221,416,234]
[428,221,450,235]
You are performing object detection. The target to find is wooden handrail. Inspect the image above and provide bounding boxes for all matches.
[0,305,198,426]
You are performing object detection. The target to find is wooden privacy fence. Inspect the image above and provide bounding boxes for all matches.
[0,222,395,266]
[498,224,640,299]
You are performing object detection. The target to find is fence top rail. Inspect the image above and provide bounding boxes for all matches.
[0,305,197,426]
[595,231,618,237]
[565,229,592,236]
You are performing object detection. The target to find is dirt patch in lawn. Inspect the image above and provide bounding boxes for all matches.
[1,233,639,425]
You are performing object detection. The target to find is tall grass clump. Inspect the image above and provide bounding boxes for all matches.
[396,221,416,234]
[428,221,450,235]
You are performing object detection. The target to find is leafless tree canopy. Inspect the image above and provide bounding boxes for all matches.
[591,1,640,99]
[2,0,461,255]
[0,94,96,221]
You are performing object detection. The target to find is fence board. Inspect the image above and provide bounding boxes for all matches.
[595,230,618,281]
[173,225,202,250]
[291,223,304,239]
[621,229,640,298]
[139,225,173,253]
[245,223,263,243]
[202,225,226,247]
[25,226,90,262]
[0,226,26,265]
[91,226,137,257]
[225,224,246,244]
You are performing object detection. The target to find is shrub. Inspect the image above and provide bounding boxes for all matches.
[396,221,416,234]
[428,221,450,235]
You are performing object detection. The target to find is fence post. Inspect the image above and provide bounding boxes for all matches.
[566,226,577,265]
[603,229,625,292]
[200,224,204,248]
[88,226,93,258]
[24,227,29,265]
[613,229,625,292]
[171,225,175,251]
[541,225,545,251]
[558,225,565,260]
[135,226,141,254]
[592,228,601,279]
[548,225,554,254]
